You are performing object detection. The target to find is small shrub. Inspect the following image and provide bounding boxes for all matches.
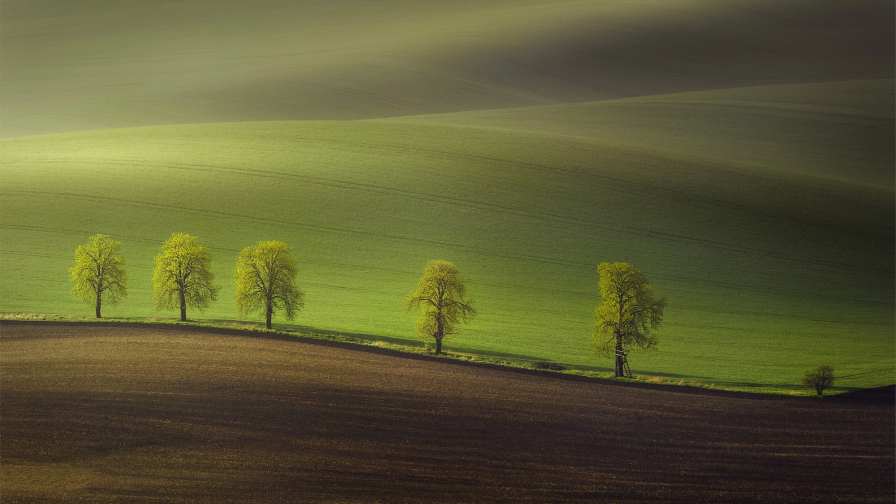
[532,361,564,371]
[801,365,835,396]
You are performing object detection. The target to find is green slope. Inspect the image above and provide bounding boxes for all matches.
[2,120,892,392]
[2,0,892,137]
[393,79,896,187]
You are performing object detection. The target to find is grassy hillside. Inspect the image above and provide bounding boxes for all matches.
[1,0,892,394]
[2,0,892,137]
[393,79,896,187]
[2,118,892,392]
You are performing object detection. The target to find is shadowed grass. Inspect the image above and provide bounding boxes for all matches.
[2,0,892,137]
[391,79,896,186]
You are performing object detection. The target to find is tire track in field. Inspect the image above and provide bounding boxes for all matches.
[612,101,894,140]
[12,123,890,241]
[6,180,885,280]
[297,80,440,114]
[251,129,891,241]
[675,306,895,325]
[0,221,584,298]
[0,193,580,270]
[15,160,893,276]
[3,201,892,310]
[650,271,893,308]
[12,142,889,275]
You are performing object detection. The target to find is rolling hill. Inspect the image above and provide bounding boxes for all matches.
[0,0,893,393]
[392,79,895,187]
[2,0,892,137]
[1,107,892,391]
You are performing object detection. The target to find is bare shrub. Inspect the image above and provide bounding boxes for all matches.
[532,361,564,371]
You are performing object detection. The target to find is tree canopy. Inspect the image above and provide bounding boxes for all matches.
[405,260,475,355]
[592,262,667,377]
[69,234,127,318]
[801,365,835,396]
[234,240,304,330]
[152,232,219,321]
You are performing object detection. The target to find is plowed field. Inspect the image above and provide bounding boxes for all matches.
[1,322,893,503]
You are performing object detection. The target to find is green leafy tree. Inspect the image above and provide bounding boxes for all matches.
[69,234,127,318]
[592,262,667,377]
[405,260,476,355]
[801,365,835,396]
[234,240,304,330]
[153,232,219,322]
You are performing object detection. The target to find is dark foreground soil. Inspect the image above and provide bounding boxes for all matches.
[1,322,893,503]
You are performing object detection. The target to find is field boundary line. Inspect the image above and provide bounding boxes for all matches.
[4,319,880,402]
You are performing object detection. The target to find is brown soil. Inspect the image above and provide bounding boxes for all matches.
[2,322,893,503]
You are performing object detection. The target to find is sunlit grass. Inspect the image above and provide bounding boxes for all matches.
[1,118,892,393]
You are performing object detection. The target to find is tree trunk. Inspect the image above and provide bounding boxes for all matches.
[179,289,187,322]
[615,333,623,378]
[265,302,273,330]
[95,293,102,319]
[435,317,443,354]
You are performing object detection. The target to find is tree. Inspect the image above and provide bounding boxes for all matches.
[234,240,304,330]
[801,365,835,396]
[405,260,476,355]
[69,234,127,318]
[592,262,667,378]
[152,232,219,321]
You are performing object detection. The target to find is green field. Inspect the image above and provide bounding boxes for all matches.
[2,0,892,138]
[1,0,893,393]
